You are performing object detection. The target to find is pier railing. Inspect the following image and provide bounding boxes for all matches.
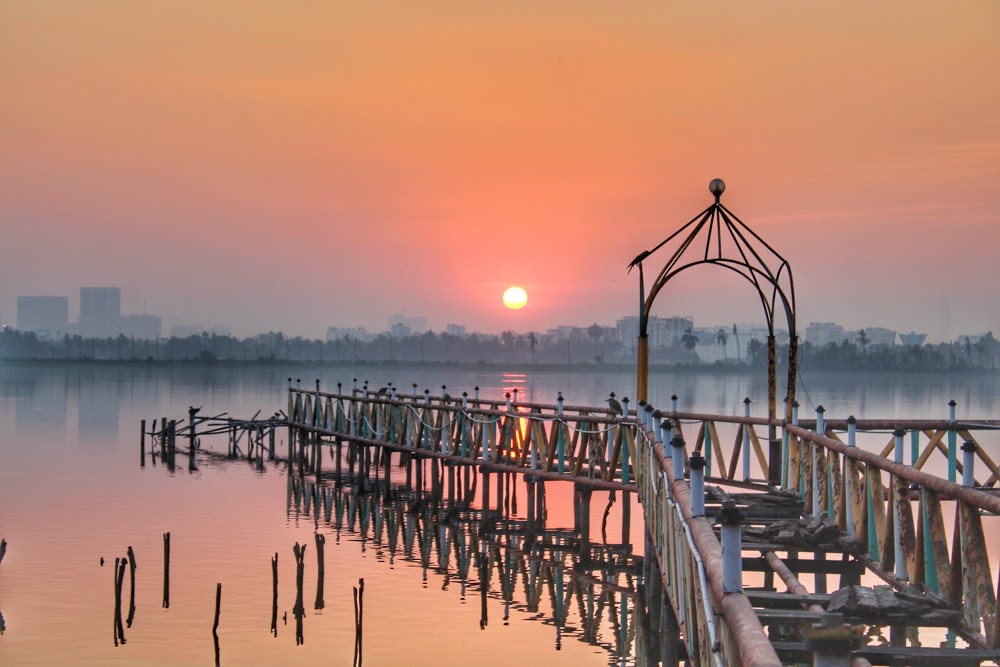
[285,385,1000,662]
[287,387,642,489]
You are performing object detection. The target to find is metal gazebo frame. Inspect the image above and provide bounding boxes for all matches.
[630,179,798,480]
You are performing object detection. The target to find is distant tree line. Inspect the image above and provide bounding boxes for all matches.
[0,327,995,372]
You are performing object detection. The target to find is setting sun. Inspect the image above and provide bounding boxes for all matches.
[502,286,528,310]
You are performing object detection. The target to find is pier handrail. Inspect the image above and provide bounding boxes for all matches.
[634,425,781,667]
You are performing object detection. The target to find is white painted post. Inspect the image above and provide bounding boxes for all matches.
[689,451,705,516]
[962,441,976,488]
[720,501,743,594]
[672,436,685,483]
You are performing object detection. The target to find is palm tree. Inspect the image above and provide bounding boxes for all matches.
[716,328,729,361]
[732,323,741,364]
[681,329,699,361]
[855,329,870,355]
[528,332,538,364]
[588,323,604,363]
[746,338,765,365]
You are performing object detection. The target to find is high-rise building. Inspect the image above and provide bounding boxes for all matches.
[16,296,69,339]
[79,287,122,338]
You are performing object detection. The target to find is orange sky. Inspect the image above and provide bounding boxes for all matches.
[1,2,998,339]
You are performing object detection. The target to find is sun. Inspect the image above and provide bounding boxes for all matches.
[502,286,528,310]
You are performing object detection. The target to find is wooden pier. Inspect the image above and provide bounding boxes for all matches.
[143,382,1000,666]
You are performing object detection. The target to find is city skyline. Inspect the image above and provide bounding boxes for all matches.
[8,281,993,348]
[1,3,997,342]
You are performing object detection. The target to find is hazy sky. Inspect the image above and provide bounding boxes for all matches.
[1,2,998,340]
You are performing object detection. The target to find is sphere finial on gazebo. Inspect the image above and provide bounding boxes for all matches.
[709,178,726,201]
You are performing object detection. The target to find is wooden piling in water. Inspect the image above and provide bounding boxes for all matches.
[162,532,170,609]
[140,419,146,467]
[271,552,278,636]
[126,546,136,627]
[114,556,127,646]
[315,533,326,610]
[212,582,221,635]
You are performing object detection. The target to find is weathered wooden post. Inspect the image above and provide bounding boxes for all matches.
[314,533,326,610]
[845,416,857,538]
[126,546,136,628]
[212,582,221,636]
[948,399,958,483]
[188,406,198,453]
[270,552,278,636]
[805,614,854,667]
[293,541,306,646]
[813,406,826,515]
[162,532,170,608]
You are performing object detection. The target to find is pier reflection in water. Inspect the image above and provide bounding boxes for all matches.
[281,441,682,666]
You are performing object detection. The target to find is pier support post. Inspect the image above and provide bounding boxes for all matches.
[962,440,976,487]
[806,614,853,667]
[948,400,958,483]
[689,451,705,517]
[671,436,685,484]
[140,419,146,467]
[720,500,743,594]
[743,397,752,482]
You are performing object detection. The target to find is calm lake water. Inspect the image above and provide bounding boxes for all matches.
[1,364,998,665]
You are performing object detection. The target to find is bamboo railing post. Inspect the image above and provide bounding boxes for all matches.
[893,428,906,581]
[948,400,958,483]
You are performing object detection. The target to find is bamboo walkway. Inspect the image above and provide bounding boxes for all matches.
[142,381,1000,666]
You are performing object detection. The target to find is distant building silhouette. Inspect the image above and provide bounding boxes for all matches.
[805,322,847,347]
[80,287,122,338]
[900,332,927,346]
[327,326,369,342]
[124,314,162,340]
[16,296,69,339]
[388,314,427,334]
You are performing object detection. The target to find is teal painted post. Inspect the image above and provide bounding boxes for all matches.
[948,400,957,483]
[911,430,920,468]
